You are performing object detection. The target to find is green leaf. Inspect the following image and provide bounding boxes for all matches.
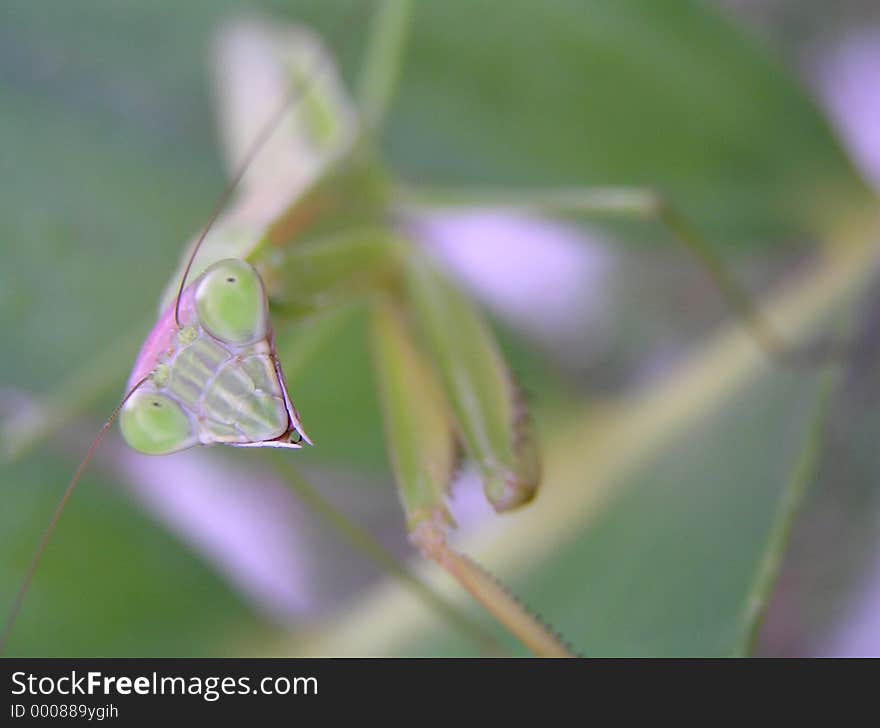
[387,0,874,242]
[0,454,261,656]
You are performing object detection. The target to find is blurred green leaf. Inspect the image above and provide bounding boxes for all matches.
[1,0,877,657]
[388,0,874,241]
[0,454,262,656]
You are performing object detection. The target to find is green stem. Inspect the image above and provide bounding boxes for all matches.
[735,367,837,655]
[357,0,412,131]
[276,461,505,655]
[398,184,851,367]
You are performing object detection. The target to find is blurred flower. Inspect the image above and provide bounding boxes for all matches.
[99,445,409,623]
[811,30,880,190]
[810,28,880,657]
[410,210,616,369]
[105,447,315,622]
[825,547,880,656]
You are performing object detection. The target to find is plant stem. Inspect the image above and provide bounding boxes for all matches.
[278,461,505,655]
[357,0,412,131]
[735,367,837,655]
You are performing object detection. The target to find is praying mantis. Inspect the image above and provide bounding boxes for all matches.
[3,0,879,656]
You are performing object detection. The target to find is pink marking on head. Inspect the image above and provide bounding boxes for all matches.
[127,284,198,389]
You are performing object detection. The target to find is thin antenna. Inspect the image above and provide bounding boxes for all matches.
[174,3,371,326]
[0,376,149,654]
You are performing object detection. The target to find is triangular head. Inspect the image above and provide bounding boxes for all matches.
[120,259,310,454]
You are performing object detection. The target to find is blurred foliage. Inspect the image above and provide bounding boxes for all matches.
[0,0,877,656]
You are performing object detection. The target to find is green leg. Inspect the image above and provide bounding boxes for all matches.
[275,460,505,655]
[399,185,848,366]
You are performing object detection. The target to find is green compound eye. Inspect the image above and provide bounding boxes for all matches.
[195,259,268,345]
[120,390,195,455]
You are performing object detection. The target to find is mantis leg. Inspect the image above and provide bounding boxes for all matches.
[371,279,574,656]
[274,461,505,655]
[256,231,572,655]
[399,186,851,366]
[265,231,573,655]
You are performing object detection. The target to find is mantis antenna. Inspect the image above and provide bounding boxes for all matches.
[2,2,371,654]
[0,376,149,653]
